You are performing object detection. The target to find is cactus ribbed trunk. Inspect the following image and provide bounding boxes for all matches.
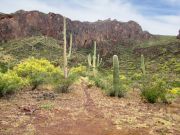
[93,41,96,76]
[88,54,92,67]
[63,17,68,78]
[141,54,146,75]
[113,55,120,97]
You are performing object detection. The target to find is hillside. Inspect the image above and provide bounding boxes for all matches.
[0,36,89,72]
[0,35,179,76]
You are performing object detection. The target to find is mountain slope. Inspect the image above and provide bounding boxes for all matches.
[0,35,179,77]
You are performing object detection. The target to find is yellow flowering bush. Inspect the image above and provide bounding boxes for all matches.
[13,57,62,89]
[70,65,86,76]
[169,87,180,95]
[120,75,126,80]
[0,71,27,96]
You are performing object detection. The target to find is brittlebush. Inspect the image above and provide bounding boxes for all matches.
[13,57,62,89]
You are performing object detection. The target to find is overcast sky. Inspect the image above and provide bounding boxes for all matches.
[0,0,180,35]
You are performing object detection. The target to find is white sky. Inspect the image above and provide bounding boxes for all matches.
[0,0,180,35]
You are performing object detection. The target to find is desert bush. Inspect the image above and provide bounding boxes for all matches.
[0,54,15,72]
[131,73,143,81]
[141,76,169,103]
[0,71,27,96]
[69,65,86,76]
[89,74,110,91]
[55,65,86,93]
[55,74,77,93]
[13,57,62,90]
[55,78,74,93]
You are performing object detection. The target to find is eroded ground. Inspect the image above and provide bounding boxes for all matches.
[0,78,180,135]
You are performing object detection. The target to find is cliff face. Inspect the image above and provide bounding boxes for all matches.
[0,10,152,48]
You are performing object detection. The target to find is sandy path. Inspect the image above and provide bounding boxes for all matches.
[0,78,179,135]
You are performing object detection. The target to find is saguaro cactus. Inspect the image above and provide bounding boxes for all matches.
[87,41,102,76]
[63,17,68,78]
[68,33,72,58]
[141,54,146,75]
[113,55,121,97]
[63,17,73,78]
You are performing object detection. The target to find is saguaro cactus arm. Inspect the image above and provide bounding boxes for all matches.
[97,54,102,67]
[92,41,96,68]
[88,54,92,67]
[67,33,72,58]
[141,54,146,75]
[87,41,102,76]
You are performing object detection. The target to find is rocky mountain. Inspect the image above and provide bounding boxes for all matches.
[0,10,152,49]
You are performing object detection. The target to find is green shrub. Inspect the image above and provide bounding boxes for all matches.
[0,54,15,73]
[69,65,86,76]
[0,71,27,96]
[55,65,87,93]
[131,73,142,81]
[141,76,169,103]
[89,75,110,91]
[13,57,62,89]
[55,75,76,93]
[88,72,128,97]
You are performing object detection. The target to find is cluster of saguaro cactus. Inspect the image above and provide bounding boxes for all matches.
[63,17,73,78]
[87,41,102,76]
[141,54,146,75]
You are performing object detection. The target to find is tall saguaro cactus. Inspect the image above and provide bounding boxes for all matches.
[63,17,68,78]
[113,55,121,97]
[141,54,146,75]
[87,41,102,76]
[63,17,73,78]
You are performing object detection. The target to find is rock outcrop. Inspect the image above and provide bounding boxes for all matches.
[0,10,152,48]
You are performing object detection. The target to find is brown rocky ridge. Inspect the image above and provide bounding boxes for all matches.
[0,10,153,49]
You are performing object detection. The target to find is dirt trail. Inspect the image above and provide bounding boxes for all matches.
[0,78,179,135]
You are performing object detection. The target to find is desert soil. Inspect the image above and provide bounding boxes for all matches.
[0,77,180,135]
